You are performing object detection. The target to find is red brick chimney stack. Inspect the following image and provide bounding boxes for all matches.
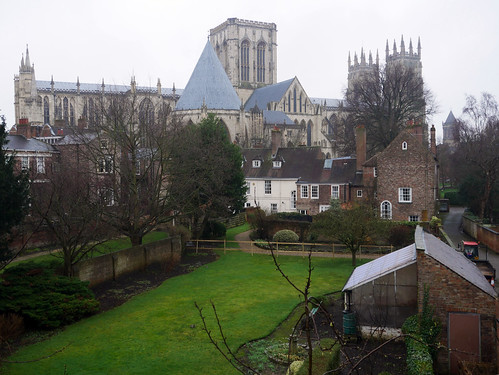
[355,125,366,171]
[271,126,281,155]
[430,125,436,155]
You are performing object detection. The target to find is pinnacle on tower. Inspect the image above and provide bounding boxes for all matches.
[360,48,366,65]
[409,39,414,56]
[368,50,373,65]
[400,35,405,55]
[376,49,379,66]
[417,37,421,57]
[25,45,31,69]
[386,40,389,59]
[20,54,25,70]
[348,51,351,68]
[393,39,397,54]
[354,52,358,66]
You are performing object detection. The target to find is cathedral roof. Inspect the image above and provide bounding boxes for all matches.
[175,41,241,111]
[244,79,294,111]
[262,110,295,125]
[443,111,457,125]
[36,81,181,96]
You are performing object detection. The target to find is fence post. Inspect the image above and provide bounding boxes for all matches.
[224,239,226,254]
[196,240,199,254]
[302,242,305,258]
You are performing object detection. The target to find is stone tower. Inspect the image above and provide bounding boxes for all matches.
[347,48,379,92]
[385,36,422,76]
[14,45,41,125]
[209,18,277,103]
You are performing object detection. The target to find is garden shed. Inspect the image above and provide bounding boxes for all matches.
[342,243,418,335]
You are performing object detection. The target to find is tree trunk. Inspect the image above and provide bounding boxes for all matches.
[130,234,143,246]
[351,248,357,267]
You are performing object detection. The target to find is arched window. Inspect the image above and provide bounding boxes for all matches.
[307,121,312,146]
[55,97,62,120]
[402,141,408,150]
[70,103,75,127]
[288,94,291,112]
[381,201,392,219]
[43,96,50,124]
[293,88,297,113]
[299,95,302,113]
[257,42,265,83]
[240,40,250,82]
[63,97,69,126]
[139,98,155,146]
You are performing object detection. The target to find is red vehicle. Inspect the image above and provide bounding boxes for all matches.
[458,240,495,285]
[459,240,479,260]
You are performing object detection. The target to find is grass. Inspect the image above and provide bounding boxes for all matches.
[7,231,168,271]
[2,251,357,375]
[224,222,251,249]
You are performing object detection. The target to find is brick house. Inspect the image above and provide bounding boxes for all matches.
[362,125,438,222]
[343,226,497,373]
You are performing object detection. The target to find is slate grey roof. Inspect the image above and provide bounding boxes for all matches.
[175,41,241,111]
[36,81,181,96]
[244,79,294,111]
[310,98,343,108]
[443,111,457,125]
[295,156,357,185]
[55,132,98,145]
[4,135,58,153]
[263,110,295,125]
[242,147,323,181]
[343,244,417,291]
[420,227,497,298]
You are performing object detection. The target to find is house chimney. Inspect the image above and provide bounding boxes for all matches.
[355,125,366,171]
[407,120,423,144]
[271,126,281,155]
[430,124,436,155]
[18,118,30,139]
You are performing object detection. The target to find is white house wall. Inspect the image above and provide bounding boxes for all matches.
[245,178,297,213]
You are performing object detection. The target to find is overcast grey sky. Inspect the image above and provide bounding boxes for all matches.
[1,0,498,141]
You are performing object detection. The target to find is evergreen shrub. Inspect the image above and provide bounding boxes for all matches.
[273,230,299,243]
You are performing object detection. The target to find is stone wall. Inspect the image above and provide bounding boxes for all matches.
[72,237,182,287]
[416,249,497,371]
[462,215,499,252]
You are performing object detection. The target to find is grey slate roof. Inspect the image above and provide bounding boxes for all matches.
[244,79,294,111]
[175,41,241,111]
[296,156,357,185]
[36,81,181,96]
[4,135,58,153]
[263,110,295,125]
[420,227,497,298]
[310,98,343,108]
[443,111,457,125]
[343,244,417,291]
[242,147,323,181]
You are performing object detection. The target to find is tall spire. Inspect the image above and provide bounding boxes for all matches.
[385,40,389,59]
[354,52,358,66]
[417,37,421,57]
[400,35,405,55]
[409,38,414,55]
[348,51,351,68]
[392,39,397,54]
[25,45,31,69]
[376,49,379,66]
[368,50,373,65]
[20,54,25,70]
[360,48,366,65]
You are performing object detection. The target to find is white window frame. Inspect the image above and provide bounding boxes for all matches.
[272,160,282,168]
[99,188,115,206]
[398,187,412,203]
[264,180,271,195]
[331,185,339,200]
[270,203,278,213]
[36,157,45,174]
[98,155,113,174]
[311,185,319,199]
[301,185,309,198]
[373,167,377,177]
[409,215,419,222]
[319,205,330,213]
[357,189,363,198]
[291,190,297,209]
[245,202,251,208]
[246,182,251,195]
[381,201,392,219]
[252,159,261,168]
[402,141,408,150]
[21,156,29,171]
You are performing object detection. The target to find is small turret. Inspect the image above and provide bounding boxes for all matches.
[392,39,397,55]
[50,75,54,93]
[101,78,105,94]
[368,50,373,65]
[157,78,161,96]
[348,52,351,69]
[77,77,80,95]
[130,76,136,94]
[400,35,405,55]
[409,39,414,56]
[385,40,389,60]
[360,48,366,65]
[417,37,421,57]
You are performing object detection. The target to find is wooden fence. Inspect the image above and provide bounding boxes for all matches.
[187,239,393,259]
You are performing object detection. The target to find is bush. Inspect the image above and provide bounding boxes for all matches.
[388,225,414,247]
[0,313,24,343]
[296,339,339,375]
[273,230,299,243]
[202,221,226,239]
[444,191,463,206]
[0,262,99,329]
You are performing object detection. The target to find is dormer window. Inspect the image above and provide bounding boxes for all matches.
[272,160,282,168]
[402,141,408,150]
[252,160,261,168]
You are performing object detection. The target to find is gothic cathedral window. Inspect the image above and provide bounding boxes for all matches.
[257,42,265,83]
[241,41,250,82]
[43,96,50,125]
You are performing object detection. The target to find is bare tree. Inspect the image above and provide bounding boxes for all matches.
[75,92,178,246]
[346,62,436,155]
[456,92,499,221]
[30,158,111,276]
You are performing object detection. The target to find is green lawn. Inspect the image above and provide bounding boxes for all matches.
[2,251,356,375]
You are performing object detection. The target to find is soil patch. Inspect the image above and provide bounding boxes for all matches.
[92,247,218,312]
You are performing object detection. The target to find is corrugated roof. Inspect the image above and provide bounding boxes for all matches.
[343,244,417,291]
[4,135,58,153]
[175,41,241,111]
[36,81,181,96]
[421,228,497,298]
[244,79,294,111]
